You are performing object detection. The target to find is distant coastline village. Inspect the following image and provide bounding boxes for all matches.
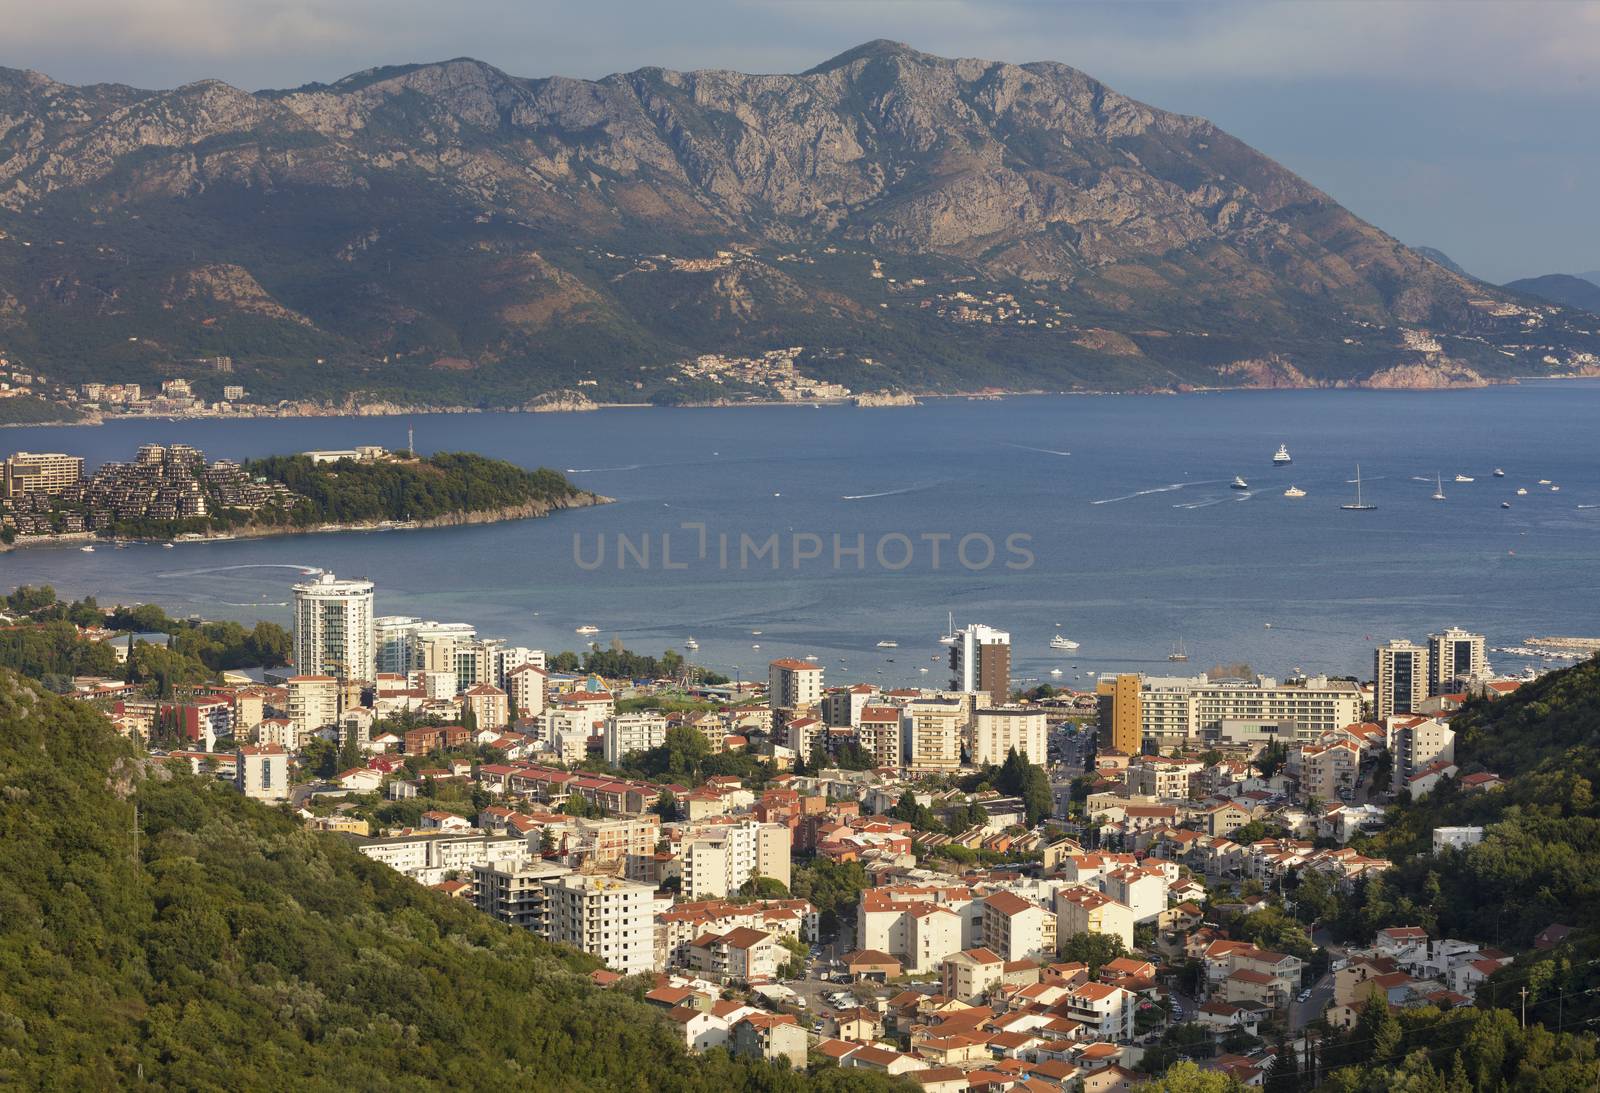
[14,560,1565,1089]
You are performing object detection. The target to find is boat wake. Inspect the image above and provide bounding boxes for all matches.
[159,563,324,579]
[842,483,936,501]
[1578,504,1599,510]
[564,464,644,474]
[1002,443,1072,457]
[1092,480,1221,505]
[1173,490,1252,510]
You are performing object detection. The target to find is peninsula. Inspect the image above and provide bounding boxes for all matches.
[0,445,604,549]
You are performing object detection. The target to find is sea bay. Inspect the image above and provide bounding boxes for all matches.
[4,383,1598,688]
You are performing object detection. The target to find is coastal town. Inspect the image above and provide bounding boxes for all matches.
[5,562,1561,1091]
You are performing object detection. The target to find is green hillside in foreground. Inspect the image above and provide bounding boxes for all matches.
[0,669,895,1091]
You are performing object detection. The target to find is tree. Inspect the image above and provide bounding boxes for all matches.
[995,747,1054,826]
[1264,1036,1299,1093]
[738,876,792,901]
[1058,931,1128,976]
[1256,740,1289,780]
[776,933,807,979]
[652,790,677,821]
[790,858,868,936]
[1138,1060,1241,1091]
[1357,983,1401,1066]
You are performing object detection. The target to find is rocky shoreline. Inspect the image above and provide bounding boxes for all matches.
[0,492,609,553]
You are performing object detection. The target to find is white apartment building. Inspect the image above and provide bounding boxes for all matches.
[292,572,376,682]
[1130,673,1363,750]
[1374,640,1429,720]
[603,712,668,766]
[473,859,573,932]
[507,663,548,719]
[1390,716,1456,784]
[681,821,791,899]
[981,891,1055,962]
[950,623,1011,706]
[1062,982,1135,1041]
[543,873,659,975]
[463,683,509,730]
[902,698,965,772]
[235,745,288,800]
[1054,885,1135,950]
[1428,628,1488,696]
[357,832,531,886]
[856,705,903,768]
[823,684,878,728]
[971,706,1048,767]
[768,659,824,712]
[286,675,340,748]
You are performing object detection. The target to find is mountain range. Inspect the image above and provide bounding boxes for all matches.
[1,41,1596,409]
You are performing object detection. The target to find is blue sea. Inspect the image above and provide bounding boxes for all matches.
[5,383,1598,687]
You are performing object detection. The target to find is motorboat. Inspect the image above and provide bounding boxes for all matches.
[1050,667,1063,676]
[684,637,699,650]
[1517,487,1528,496]
[1283,485,1306,498]
[804,654,819,662]
[575,625,600,635]
[163,542,175,549]
[1273,444,1292,465]
[1538,479,1552,485]
[1551,485,1561,492]
[1502,501,1512,509]
[1050,634,1080,651]
[1230,476,1250,490]
[876,640,898,648]
[1493,468,1506,477]
[79,545,95,553]
[1454,474,1475,483]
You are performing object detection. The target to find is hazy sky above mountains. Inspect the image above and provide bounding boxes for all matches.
[4,0,1596,283]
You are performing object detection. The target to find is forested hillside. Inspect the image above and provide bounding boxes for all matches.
[0,670,896,1090]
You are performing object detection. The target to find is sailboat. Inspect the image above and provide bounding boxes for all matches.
[1168,639,1189,662]
[1342,465,1377,511]
[1431,473,1447,501]
[938,612,958,645]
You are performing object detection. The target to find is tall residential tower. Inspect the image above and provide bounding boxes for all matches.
[292,572,376,683]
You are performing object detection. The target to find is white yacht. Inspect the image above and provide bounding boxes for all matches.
[79,545,95,553]
[804,654,819,662]
[1517,487,1529,496]
[1049,667,1063,676]
[1230,476,1250,490]
[684,637,699,650]
[1551,485,1561,492]
[1502,501,1512,509]
[1050,634,1080,651]
[1273,444,1292,465]
[1454,474,1475,483]
[1283,485,1306,498]
[575,624,599,635]
[876,640,898,649]
[1493,468,1506,477]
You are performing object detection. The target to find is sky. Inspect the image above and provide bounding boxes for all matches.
[2,0,1596,282]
